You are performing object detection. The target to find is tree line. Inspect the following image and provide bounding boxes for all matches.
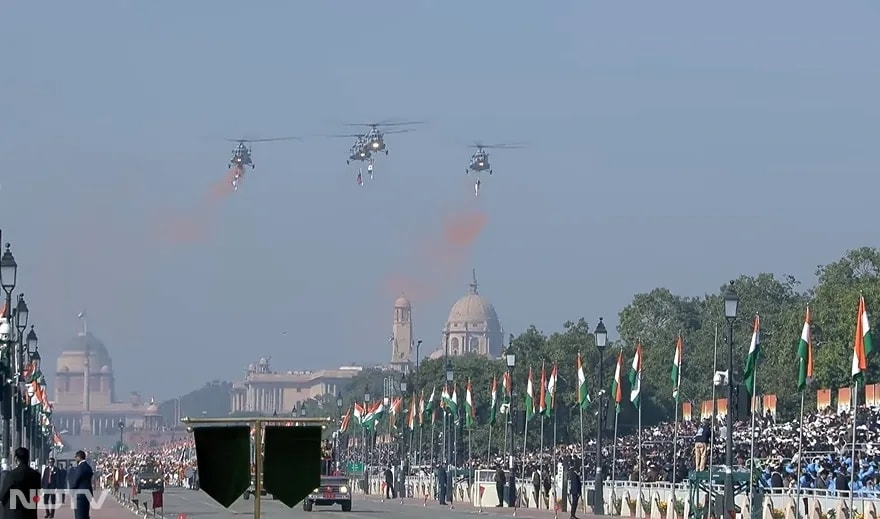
[333,247,880,449]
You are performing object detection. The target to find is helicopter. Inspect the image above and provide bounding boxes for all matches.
[343,120,422,155]
[225,137,300,190]
[466,142,524,196]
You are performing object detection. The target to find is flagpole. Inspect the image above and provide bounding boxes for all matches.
[431,415,436,465]
[579,395,585,501]
[552,399,558,510]
[849,382,858,517]
[748,364,758,512]
[794,389,806,519]
[637,402,643,519]
[610,410,619,484]
[487,422,493,468]
[672,394,679,491]
[520,416,530,507]
[708,324,718,516]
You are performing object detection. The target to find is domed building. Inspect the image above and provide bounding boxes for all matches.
[53,330,150,438]
[440,271,503,358]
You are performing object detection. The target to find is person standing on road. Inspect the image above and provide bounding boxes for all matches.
[494,467,505,507]
[435,463,448,505]
[568,467,581,519]
[0,447,42,519]
[69,451,94,519]
[41,457,62,518]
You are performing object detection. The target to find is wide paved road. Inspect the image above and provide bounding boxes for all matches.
[158,488,572,519]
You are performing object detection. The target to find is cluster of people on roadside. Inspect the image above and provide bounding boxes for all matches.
[1,447,95,519]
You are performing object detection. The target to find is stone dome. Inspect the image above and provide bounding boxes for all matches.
[443,271,504,357]
[55,332,112,373]
[394,294,411,308]
[447,276,499,327]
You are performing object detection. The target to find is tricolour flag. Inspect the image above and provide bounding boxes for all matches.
[340,406,352,433]
[743,315,761,394]
[611,350,623,412]
[671,335,683,401]
[538,363,547,416]
[544,363,557,416]
[797,306,813,392]
[500,372,511,414]
[442,384,459,416]
[353,402,364,424]
[418,390,426,427]
[852,295,874,384]
[488,376,498,425]
[464,379,476,428]
[577,353,590,408]
[408,398,417,430]
[524,367,536,420]
[389,397,402,429]
[628,341,643,409]
[424,387,436,421]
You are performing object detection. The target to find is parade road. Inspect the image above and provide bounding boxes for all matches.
[155,488,578,519]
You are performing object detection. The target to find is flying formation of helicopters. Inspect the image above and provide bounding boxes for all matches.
[221,122,524,196]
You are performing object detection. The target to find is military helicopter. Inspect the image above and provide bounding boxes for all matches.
[466,142,524,196]
[225,137,300,190]
[343,120,422,155]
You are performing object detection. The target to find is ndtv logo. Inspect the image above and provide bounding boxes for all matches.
[8,490,113,510]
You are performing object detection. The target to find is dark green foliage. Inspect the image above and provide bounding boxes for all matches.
[193,426,251,508]
[160,380,232,423]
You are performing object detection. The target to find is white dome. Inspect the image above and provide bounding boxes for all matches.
[444,271,502,339]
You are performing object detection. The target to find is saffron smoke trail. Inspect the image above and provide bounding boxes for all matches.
[158,166,240,245]
[385,200,488,304]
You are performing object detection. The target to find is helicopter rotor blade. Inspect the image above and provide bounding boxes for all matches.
[468,142,526,149]
[245,136,303,143]
[314,133,365,139]
[381,129,416,135]
[343,120,425,128]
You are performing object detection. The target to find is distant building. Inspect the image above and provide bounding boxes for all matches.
[428,270,504,359]
[389,294,413,372]
[229,357,361,414]
[53,331,160,443]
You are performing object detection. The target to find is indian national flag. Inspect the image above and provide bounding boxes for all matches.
[797,306,813,392]
[488,376,498,425]
[500,372,511,414]
[464,379,476,427]
[544,363,557,416]
[671,335,682,401]
[353,402,364,424]
[524,367,536,420]
[408,398,417,430]
[538,363,547,416]
[628,340,643,409]
[852,295,874,384]
[340,406,352,433]
[611,350,623,412]
[418,390,426,427]
[743,315,761,394]
[577,352,590,408]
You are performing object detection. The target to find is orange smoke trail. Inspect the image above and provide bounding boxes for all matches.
[158,166,240,245]
[385,203,488,304]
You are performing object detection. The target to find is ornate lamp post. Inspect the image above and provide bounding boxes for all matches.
[723,281,740,518]
[0,244,18,461]
[118,421,125,454]
[14,294,28,449]
[505,340,516,507]
[398,374,408,499]
[592,317,608,514]
[363,385,371,494]
[335,391,344,466]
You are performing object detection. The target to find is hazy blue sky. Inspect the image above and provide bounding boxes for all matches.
[1,1,877,399]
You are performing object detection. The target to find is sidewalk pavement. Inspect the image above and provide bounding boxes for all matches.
[54,495,140,519]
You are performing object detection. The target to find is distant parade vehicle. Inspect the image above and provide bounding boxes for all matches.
[302,441,351,512]
[135,461,164,493]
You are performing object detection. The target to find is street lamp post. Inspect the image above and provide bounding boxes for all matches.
[398,374,408,500]
[117,421,125,454]
[593,317,608,515]
[0,243,18,462]
[444,361,453,464]
[363,385,371,495]
[14,294,29,449]
[26,330,39,458]
[336,391,343,467]
[505,341,516,507]
[723,281,740,519]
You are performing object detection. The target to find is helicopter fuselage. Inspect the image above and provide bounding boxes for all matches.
[348,147,372,163]
[366,138,385,153]
[230,154,253,168]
